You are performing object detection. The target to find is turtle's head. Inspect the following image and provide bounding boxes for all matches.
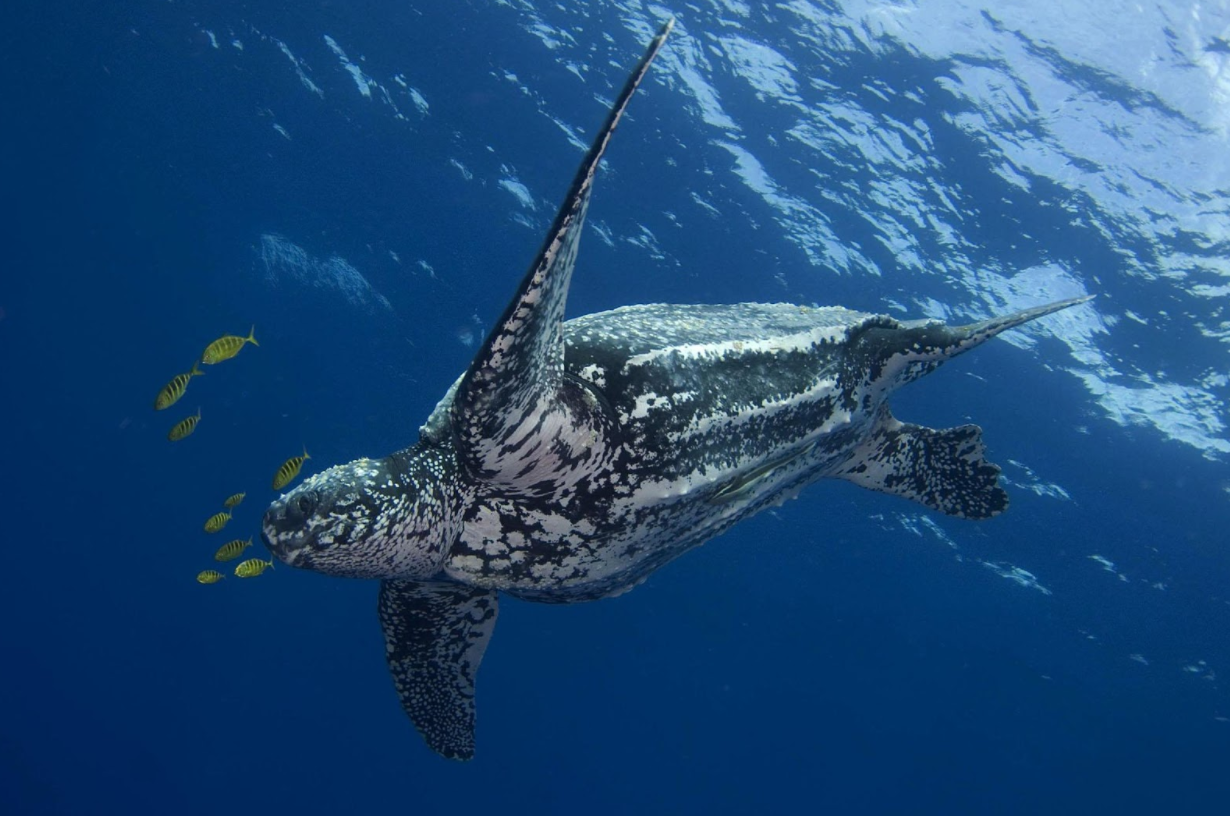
[262,451,454,579]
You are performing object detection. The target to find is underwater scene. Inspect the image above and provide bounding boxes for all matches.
[3,0,1228,813]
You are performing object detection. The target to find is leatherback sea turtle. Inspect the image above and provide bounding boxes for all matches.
[262,19,1089,760]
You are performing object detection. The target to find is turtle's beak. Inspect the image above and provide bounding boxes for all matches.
[261,497,312,568]
[260,530,282,560]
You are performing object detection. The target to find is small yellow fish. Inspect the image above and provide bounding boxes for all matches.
[214,537,252,562]
[201,325,258,365]
[234,558,274,578]
[223,492,246,508]
[203,510,232,533]
[272,446,311,490]
[196,570,224,584]
[167,408,201,442]
[154,362,204,410]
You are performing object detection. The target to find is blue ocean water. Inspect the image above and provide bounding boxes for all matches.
[3,0,1229,813]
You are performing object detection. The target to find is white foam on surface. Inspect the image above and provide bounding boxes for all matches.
[258,233,392,313]
[497,176,537,211]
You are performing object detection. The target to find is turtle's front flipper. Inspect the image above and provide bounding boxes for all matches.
[378,579,499,761]
[450,20,674,498]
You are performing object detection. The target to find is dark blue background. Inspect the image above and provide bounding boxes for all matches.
[3,1,1227,813]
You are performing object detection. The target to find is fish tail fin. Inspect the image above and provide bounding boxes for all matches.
[303,444,311,460]
[247,325,259,347]
[190,361,204,377]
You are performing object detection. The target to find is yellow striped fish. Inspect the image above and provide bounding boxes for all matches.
[167,408,201,442]
[201,325,258,365]
[214,537,252,562]
[272,446,311,490]
[196,570,224,584]
[223,492,246,508]
[203,510,232,533]
[154,362,204,410]
[234,558,274,578]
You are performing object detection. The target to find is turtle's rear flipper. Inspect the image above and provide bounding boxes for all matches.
[378,579,499,760]
[832,408,1007,519]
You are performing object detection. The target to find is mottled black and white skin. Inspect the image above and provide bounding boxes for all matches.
[262,19,1090,761]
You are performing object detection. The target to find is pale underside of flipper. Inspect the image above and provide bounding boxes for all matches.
[449,19,675,496]
[378,580,499,761]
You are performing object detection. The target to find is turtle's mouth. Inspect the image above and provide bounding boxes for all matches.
[261,530,303,567]
[262,528,309,568]
[261,497,318,568]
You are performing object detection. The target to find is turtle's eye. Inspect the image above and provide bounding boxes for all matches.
[297,494,317,515]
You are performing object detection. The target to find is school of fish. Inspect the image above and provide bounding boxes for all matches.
[149,326,311,584]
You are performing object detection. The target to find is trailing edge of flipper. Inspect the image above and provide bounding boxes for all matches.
[378,579,499,761]
[450,19,675,489]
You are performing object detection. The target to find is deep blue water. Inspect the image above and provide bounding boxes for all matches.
[3,1,1229,813]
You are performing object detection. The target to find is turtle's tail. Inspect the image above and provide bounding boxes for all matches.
[953,295,1093,348]
[853,295,1094,390]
